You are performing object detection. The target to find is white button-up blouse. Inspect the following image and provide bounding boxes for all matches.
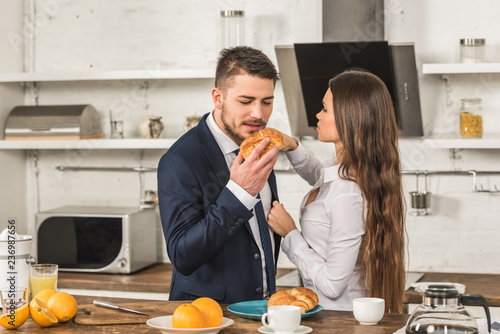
[282,141,367,311]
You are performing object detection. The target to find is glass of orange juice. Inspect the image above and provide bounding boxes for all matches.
[29,264,58,301]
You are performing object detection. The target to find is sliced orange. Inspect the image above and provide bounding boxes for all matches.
[0,304,29,329]
[29,298,58,327]
[46,292,78,322]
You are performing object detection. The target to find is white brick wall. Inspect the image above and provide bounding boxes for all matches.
[5,0,500,273]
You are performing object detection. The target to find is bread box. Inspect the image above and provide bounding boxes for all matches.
[3,104,104,140]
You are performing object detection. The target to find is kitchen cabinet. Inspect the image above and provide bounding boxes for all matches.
[422,62,500,149]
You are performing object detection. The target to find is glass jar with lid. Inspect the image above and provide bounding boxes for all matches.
[459,98,483,138]
[220,10,244,49]
[460,38,486,63]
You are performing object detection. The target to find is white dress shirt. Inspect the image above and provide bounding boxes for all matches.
[206,112,275,297]
[282,141,367,311]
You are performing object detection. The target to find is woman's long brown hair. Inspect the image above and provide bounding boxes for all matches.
[330,69,406,313]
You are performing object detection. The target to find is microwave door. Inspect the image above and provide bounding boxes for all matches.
[37,216,123,270]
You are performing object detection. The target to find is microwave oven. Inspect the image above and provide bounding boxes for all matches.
[35,206,157,274]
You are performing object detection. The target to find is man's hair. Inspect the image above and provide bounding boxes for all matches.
[215,46,279,93]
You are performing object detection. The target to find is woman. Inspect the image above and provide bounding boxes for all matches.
[270,69,406,313]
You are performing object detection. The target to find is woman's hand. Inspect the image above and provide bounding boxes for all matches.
[279,132,298,152]
[267,201,297,237]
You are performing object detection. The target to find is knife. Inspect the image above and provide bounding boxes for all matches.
[93,300,149,316]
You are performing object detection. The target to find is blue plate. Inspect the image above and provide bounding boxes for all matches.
[227,300,323,320]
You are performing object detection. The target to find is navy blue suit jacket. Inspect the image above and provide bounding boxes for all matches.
[157,113,281,303]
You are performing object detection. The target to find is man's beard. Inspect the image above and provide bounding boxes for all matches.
[220,103,265,143]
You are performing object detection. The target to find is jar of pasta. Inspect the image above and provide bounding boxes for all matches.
[459,98,483,138]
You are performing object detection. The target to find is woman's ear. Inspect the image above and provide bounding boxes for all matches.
[212,87,223,110]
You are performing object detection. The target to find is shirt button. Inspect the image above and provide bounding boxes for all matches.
[256,287,262,294]
[253,253,260,260]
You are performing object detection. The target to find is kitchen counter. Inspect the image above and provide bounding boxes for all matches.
[58,264,174,293]
[60,264,500,307]
[13,298,410,333]
[58,264,296,293]
[404,272,500,306]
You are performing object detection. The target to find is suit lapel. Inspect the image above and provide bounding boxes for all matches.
[196,114,256,238]
[196,113,231,187]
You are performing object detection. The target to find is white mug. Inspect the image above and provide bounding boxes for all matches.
[352,297,385,325]
[261,305,301,334]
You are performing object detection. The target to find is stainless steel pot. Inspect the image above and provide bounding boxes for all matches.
[410,191,431,209]
[410,172,431,215]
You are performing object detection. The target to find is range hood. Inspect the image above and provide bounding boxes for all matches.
[275,42,424,138]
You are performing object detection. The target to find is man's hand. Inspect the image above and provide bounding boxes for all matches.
[230,137,279,196]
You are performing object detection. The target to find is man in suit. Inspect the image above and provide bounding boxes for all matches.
[157,46,281,303]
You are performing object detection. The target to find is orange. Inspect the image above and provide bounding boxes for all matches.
[0,304,29,329]
[191,297,223,327]
[33,288,57,305]
[46,292,78,322]
[29,298,58,327]
[171,303,204,329]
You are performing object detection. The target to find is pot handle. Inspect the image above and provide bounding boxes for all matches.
[461,294,491,333]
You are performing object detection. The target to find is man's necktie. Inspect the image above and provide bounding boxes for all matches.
[233,148,276,295]
[254,194,276,295]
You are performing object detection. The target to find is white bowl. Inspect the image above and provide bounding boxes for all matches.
[352,297,385,325]
[146,316,234,334]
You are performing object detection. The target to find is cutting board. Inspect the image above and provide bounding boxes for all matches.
[75,300,186,326]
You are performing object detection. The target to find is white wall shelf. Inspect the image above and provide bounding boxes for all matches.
[0,138,177,150]
[0,69,214,83]
[422,63,500,74]
[421,64,500,149]
[423,133,500,149]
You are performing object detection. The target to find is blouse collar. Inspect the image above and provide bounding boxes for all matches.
[323,158,342,183]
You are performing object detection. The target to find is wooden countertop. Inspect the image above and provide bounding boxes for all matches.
[58,264,174,293]
[404,272,500,306]
[59,264,500,307]
[58,263,295,293]
[11,298,410,333]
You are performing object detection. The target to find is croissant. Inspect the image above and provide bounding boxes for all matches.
[267,287,319,314]
[240,128,284,159]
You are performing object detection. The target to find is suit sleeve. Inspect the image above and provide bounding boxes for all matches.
[157,151,254,276]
